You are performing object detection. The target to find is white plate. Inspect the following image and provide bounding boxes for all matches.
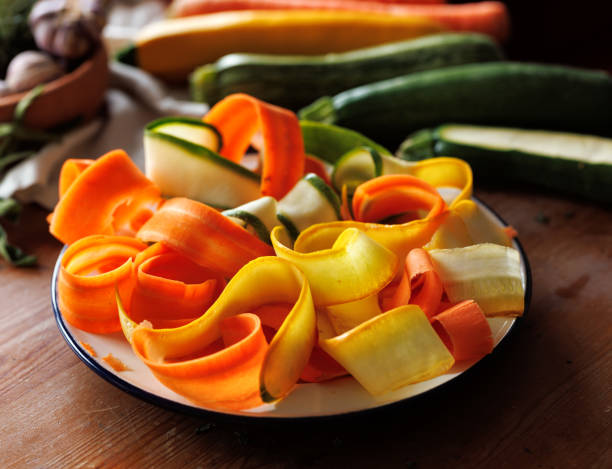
[52,197,531,420]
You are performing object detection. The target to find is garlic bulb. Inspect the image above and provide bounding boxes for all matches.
[28,0,108,60]
[0,80,11,98]
[5,51,64,93]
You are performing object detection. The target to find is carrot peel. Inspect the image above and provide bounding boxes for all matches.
[136,197,274,278]
[58,235,147,333]
[49,149,162,244]
[129,245,226,328]
[431,300,493,361]
[203,93,305,199]
[383,248,443,318]
[125,256,316,410]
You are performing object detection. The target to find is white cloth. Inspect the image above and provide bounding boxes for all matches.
[0,63,209,209]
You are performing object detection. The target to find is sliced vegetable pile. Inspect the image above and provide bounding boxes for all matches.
[50,93,525,412]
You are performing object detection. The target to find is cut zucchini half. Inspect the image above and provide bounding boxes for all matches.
[277,173,342,239]
[222,196,279,244]
[331,146,383,194]
[144,130,260,209]
[146,116,222,152]
[399,124,612,203]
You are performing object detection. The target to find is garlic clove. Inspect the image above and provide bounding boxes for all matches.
[0,80,11,98]
[29,0,108,61]
[5,51,64,93]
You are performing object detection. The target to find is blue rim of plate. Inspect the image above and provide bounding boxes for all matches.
[52,196,532,423]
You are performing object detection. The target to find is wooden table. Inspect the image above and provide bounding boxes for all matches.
[1,187,610,468]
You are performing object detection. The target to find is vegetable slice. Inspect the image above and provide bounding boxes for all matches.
[58,235,147,333]
[203,93,305,199]
[49,149,161,244]
[383,248,443,319]
[428,243,524,317]
[58,158,94,198]
[426,199,513,249]
[276,173,341,239]
[128,256,316,410]
[144,129,260,209]
[222,196,279,244]
[431,300,493,361]
[147,116,222,151]
[130,246,226,328]
[295,211,448,268]
[300,120,392,165]
[137,197,274,278]
[331,146,383,195]
[325,293,382,335]
[271,225,398,306]
[320,305,454,395]
[351,174,447,223]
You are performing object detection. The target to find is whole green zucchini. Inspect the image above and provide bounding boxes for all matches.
[298,62,612,148]
[190,33,503,109]
[398,124,612,204]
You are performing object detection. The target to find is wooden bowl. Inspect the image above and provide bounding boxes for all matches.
[0,46,109,129]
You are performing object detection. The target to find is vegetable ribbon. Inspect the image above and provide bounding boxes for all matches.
[137,197,274,278]
[271,225,398,306]
[123,256,316,410]
[203,93,305,199]
[58,235,147,333]
[50,150,162,244]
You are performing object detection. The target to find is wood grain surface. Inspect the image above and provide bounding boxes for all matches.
[1,186,610,469]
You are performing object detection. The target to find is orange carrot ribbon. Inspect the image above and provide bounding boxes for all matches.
[136,197,274,278]
[58,158,94,198]
[121,256,317,410]
[352,174,447,223]
[50,149,162,244]
[129,243,226,328]
[431,299,494,361]
[58,235,147,333]
[382,248,443,319]
[203,93,305,199]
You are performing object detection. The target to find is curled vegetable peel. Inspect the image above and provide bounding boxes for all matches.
[58,235,147,333]
[129,243,226,328]
[320,305,455,396]
[203,93,305,199]
[137,197,274,278]
[50,149,161,244]
[120,256,316,410]
[271,225,398,306]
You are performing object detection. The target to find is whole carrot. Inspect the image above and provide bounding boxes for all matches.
[171,0,509,42]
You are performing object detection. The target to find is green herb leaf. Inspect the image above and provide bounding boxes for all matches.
[0,123,16,138]
[14,84,45,124]
[0,197,21,221]
[0,223,37,267]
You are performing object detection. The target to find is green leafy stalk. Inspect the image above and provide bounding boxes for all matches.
[0,197,21,221]
[1,85,57,175]
[0,197,36,267]
[13,84,45,123]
